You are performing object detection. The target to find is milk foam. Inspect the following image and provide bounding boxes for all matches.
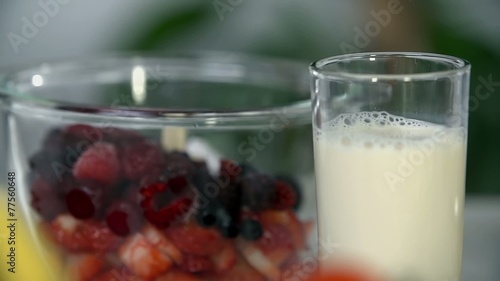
[318,111,465,149]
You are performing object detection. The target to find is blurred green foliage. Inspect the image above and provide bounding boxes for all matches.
[121,2,499,194]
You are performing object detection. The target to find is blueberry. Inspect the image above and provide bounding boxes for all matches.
[216,208,239,238]
[241,219,263,241]
[196,204,219,227]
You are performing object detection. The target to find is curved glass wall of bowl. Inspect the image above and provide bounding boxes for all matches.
[0,52,317,281]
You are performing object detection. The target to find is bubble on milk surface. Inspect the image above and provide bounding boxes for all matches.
[324,111,446,149]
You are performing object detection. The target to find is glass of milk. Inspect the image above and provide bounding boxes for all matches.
[310,53,470,281]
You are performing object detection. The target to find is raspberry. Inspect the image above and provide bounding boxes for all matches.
[65,181,106,220]
[179,255,214,273]
[142,197,193,229]
[165,224,224,256]
[73,142,120,186]
[106,200,143,237]
[51,214,121,252]
[64,124,104,143]
[121,141,165,181]
[31,176,66,221]
[102,127,144,145]
[272,180,297,210]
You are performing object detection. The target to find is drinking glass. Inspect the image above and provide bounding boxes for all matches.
[310,52,470,281]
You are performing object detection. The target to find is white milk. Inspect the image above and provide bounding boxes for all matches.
[314,112,467,281]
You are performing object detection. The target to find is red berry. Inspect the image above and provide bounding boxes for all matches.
[220,159,242,181]
[73,142,120,186]
[156,270,201,281]
[165,223,224,256]
[51,214,121,252]
[216,258,265,281]
[65,181,105,220]
[106,200,143,237]
[210,241,237,273]
[31,176,66,221]
[272,180,297,210]
[102,127,144,145]
[179,255,214,273]
[168,175,188,194]
[64,124,104,143]
[66,253,105,281]
[143,198,192,228]
[118,233,173,280]
[121,141,165,181]
[140,181,193,228]
[93,268,143,281]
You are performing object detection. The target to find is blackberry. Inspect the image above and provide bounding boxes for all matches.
[240,172,275,211]
[240,219,263,241]
[164,151,195,177]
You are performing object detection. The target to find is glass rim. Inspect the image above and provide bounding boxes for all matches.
[310,52,471,81]
[0,51,311,128]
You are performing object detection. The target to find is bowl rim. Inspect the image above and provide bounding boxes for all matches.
[0,51,311,128]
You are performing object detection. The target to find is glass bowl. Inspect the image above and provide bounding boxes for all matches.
[0,52,317,281]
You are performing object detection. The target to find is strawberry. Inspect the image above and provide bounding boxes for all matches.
[65,253,105,281]
[179,254,214,273]
[209,241,237,273]
[73,142,120,186]
[93,268,145,281]
[118,234,173,280]
[216,257,265,281]
[237,241,281,281]
[50,214,121,252]
[259,210,306,251]
[165,223,224,256]
[121,141,165,181]
[156,270,201,281]
[142,224,183,265]
[306,269,388,281]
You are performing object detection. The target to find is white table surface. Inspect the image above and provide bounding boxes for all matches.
[463,196,500,281]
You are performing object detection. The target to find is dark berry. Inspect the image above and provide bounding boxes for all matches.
[272,180,297,210]
[196,204,218,227]
[214,206,239,238]
[240,172,275,211]
[65,181,105,219]
[218,219,239,239]
[106,200,142,236]
[240,219,264,241]
[164,151,195,177]
[73,142,120,186]
[63,124,104,144]
[121,141,165,181]
[31,177,66,221]
[220,159,242,182]
[101,127,144,145]
[168,175,188,194]
[275,176,302,210]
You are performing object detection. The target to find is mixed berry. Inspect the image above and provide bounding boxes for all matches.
[29,124,313,281]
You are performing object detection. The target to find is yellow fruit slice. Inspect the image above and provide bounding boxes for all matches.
[0,185,63,281]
